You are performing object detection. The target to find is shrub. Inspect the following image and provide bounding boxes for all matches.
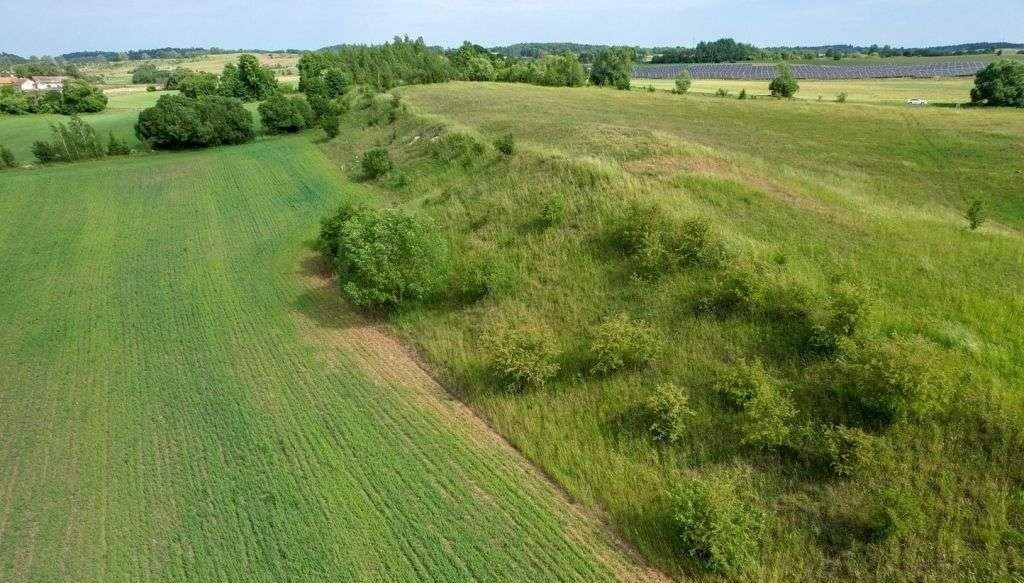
[648,382,696,443]
[822,335,954,427]
[258,94,313,134]
[106,132,131,156]
[836,92,848,103]
[0,146,14,169]
[326,206,449,310]
[320,115,341,140]
[806,282,871,355]
[32,116,105,163]
[590,47,634,89]
[671,465,766,577]
[540,195,567,227]
[483,320,560,392]
[219,54,278,102]
[429,132,487,166]
[674,70,692,94]
[696,262,766,316]
[769,64,799,98]
[453,253,517,303]
[135,94,254,150]
[966,199,985,230]
[323,67,354,98]
[59,80,108,114]
[738,89,748,100]
[0,86,31,114]
[494,133,515,156]
[589,313,659,374]
[317,203,363,261]
[716,359,795,448]
[715,88,730,98]
[176,71,220,98]
[608,201,724,276]
[970,59,1024,107]
[146,85,157,92]
[361,147,392,178]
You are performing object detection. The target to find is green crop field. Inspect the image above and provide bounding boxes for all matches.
[0,136,658,581]
[309,82,1024,580]
[635,77,976,104]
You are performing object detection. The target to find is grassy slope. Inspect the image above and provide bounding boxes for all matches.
[635,77,975,104]
[0,137,650,582]
[318,82,1024,580]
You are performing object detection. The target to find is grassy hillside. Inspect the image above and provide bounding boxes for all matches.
[0,137,655,581]
[316,82,1024,580]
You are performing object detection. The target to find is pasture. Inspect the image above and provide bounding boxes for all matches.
[0,137,653,581]
[80,52,300,86]
[636,77,975,104]
[318,81,1024,580]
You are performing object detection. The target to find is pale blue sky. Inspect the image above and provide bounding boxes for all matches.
[4,0,1022,56]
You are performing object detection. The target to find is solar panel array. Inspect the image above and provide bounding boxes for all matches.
[634,62,986,80]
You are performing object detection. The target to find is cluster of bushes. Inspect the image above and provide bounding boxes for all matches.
[299,37,451,92]
[0,145,15,168]
[589,47,636,89]
[0,80,107,115]
[258,94,314,134]
[135,94,254,150]
[29,116,130,163]
[971,59,1024,107]
[607,200,725,276]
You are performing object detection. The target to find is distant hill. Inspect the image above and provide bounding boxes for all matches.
[0,52,27,71]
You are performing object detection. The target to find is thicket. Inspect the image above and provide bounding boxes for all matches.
[0,145,15,168]
[589,47,635,89]
[258,94,314,133]
[31,116,105,163]
[971,59,1024,107]
[135,94,254,150]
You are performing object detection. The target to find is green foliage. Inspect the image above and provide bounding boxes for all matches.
[540,195,567,227]
[106,132,131,156]
[59,80,108,114]
[648,383,695,443]
[428,132,487,166]
[452,252,518,303]
[589,47,635,90]
[971,59,1024,107]
[325,206,449,310]
[673,70,692,94]
[483,319,560,392]
[836,92,848,103]
[589,313,658,374]
[258,94,313,134]
[715,88,730,97]
[608,201,724,276]
[671,466,766,577]
[0,145,15,168]
[219,54,278,102]
[696,262,766,316]
[535,53,587,87]
[31,116,105,163]
[176,71,220,98]
[716,359,796,448]
[323,67,354,98]
[821,336,954,427]
[966,199,986,229]
[130,64,173,85]
[0,86,31,114]
[494,133,515,156]
[807,282,871,355]
[320,115,341,140]
[135,94,254,150]
[738,88,748,100]
[769,64,800,98]
[361,147,392,178]
[299,36,452,92]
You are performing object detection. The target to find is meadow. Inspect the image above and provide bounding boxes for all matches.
[316,82,1024,580]
[80,52,301,86]
[636,76,975,104]
[0,136,656,581]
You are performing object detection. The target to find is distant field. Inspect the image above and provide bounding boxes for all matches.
[0,137,652,581]
[80,52,300,86]
[0,91,260,162]
[635,77,975,104]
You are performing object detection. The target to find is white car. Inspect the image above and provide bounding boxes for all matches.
[906,98,929,106]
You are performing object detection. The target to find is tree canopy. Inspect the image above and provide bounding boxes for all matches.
[971,59,1024,107]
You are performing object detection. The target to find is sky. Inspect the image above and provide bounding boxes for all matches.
[3,0,1023,56]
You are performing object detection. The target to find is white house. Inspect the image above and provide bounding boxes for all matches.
[31,76,65,91]
[0,76,36,91]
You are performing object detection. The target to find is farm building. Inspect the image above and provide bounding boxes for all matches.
[0,76,36,91]
[0,76,65,91]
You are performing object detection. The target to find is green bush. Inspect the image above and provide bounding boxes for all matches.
[258,94,314,134]
[453,253,518,303]
[807,282,871,355]
[0,145,14,169]
[966,199,985,230]
[590,47,634,90]
[674,71,692,94]
[32,116,105,163]
[697,262,766,315]
[589,313,659,374]
[483,320,560,392]
[135,94,254,150]
[823,335,954,427]
[608,201,724,276]
[429,132,487,166]
[738,88,748,100]
[317,203,363,261]
[671,465,766,577]
[769,64,799,98]
[59,80,108,114]
[320,115,341,140]
[328,207,449,310]
[146,85,157,92]
[361,147,392,178]
[494,133,515,156]
[715,88,730,98]
[540,195,567,227]
[106,132,131,156]
[716,359,795,448]
[648,382,696,443]
[836,92,848,103]
[970,59,1024,107]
